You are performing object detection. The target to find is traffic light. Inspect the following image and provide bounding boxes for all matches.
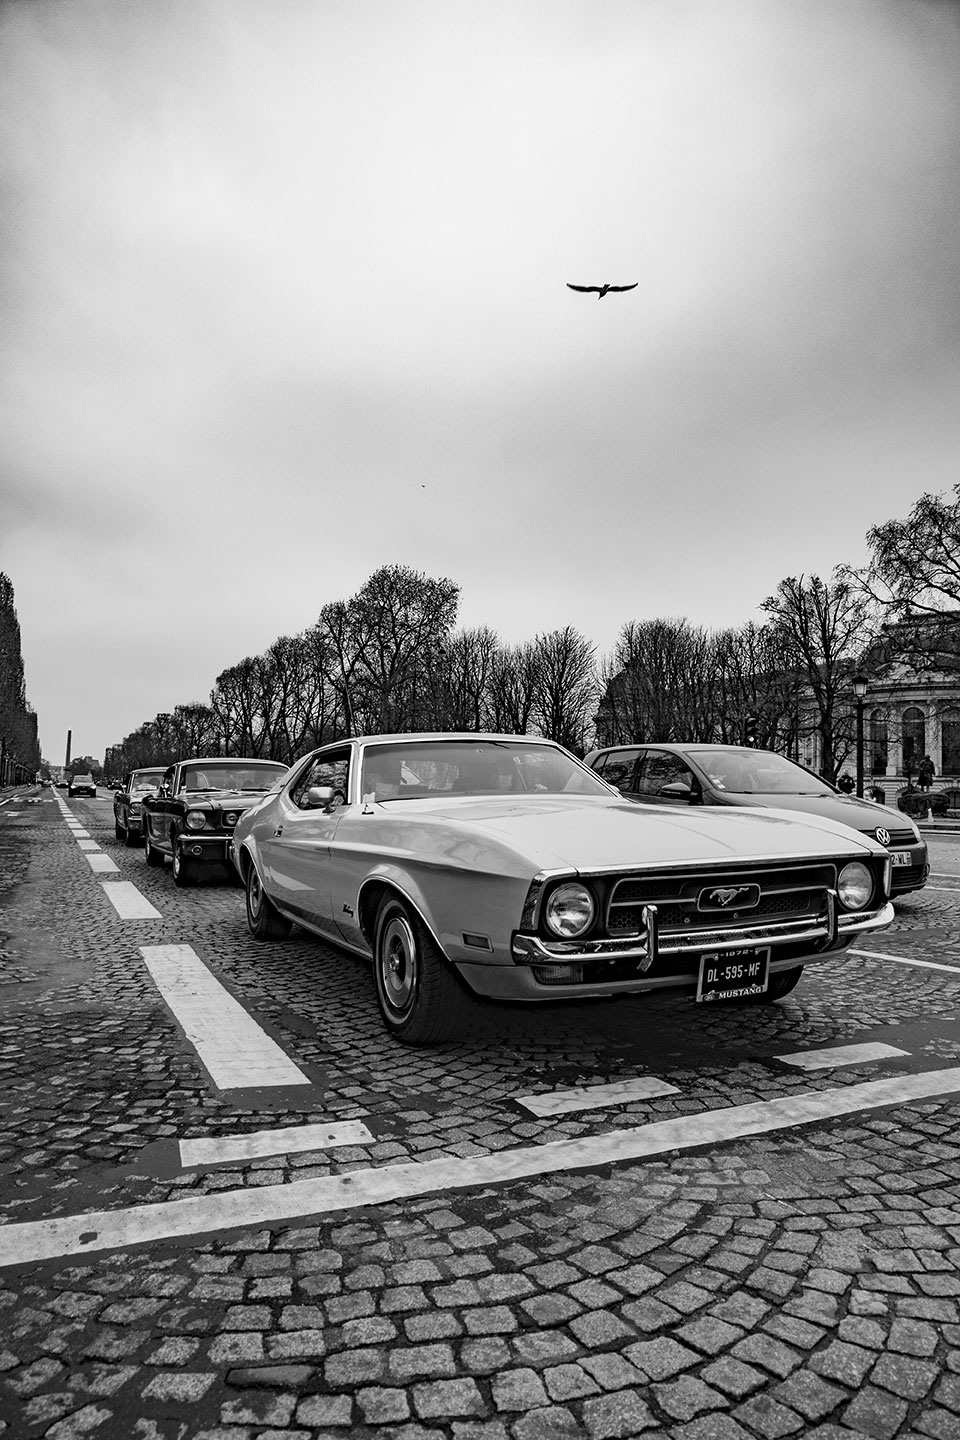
[744,712,759,746]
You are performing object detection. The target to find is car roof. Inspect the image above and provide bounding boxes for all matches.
[334,733,561,747]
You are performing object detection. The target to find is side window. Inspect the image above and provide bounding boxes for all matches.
[596,749,641,793]
[290,750,351,810]
[158,769,175,798]
[635,750,696,797]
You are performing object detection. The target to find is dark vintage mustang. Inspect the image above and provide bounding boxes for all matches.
[230,732,895,1045]
[113,767,165,846]
[142,757,289,885]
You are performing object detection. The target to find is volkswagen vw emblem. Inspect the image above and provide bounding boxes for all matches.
[875,827,890,846]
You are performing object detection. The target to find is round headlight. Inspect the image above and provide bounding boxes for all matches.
[838,861,873,911]
[185,811,206,831]
[544,882,596,939]
[224,811,239,826]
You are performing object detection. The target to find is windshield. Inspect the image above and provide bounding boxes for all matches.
[688,748,833,796]
[131,772,163,792]
[360,740,610,802]
[180,764,288,793]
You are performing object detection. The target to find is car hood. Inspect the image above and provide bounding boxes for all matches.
[409,794,883,872]
[718,791,916,837]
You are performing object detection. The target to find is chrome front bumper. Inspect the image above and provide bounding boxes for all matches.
[511,897,895,968]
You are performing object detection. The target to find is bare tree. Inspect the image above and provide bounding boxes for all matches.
[531,626,598,754]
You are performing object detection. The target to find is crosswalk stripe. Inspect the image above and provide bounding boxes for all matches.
[776,1041,909,1071]
[180,1121,375,1168]
[100,882,161,920]
[140,943,311,1090]
[516,1076,680,1116]
[4,1065,960,1268]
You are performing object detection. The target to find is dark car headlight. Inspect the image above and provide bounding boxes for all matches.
[838,861,873,911]
[185,811,207,831]
[544,882,596,939]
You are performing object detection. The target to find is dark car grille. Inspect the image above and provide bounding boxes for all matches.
[607,863,837,938]
[858,826,916,847]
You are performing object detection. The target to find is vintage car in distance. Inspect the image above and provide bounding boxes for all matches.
[230,732,895,1046]
[67,773,97,798]
[142,757,289,886]
[113,767,166,846]
[584,742,929,898]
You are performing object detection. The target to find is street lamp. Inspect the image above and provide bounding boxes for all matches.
[852,672,868,798]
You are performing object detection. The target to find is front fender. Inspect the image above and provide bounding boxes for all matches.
[356,861,525,967]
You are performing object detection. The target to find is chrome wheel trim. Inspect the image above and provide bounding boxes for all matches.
[172,840,182,878]
[247,865,263,920]
[378,913,418,1018]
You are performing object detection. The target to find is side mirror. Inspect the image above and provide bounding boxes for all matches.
[305,785,336,809]
[659,781,696,803]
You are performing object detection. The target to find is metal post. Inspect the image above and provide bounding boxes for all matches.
[856,697,864,798]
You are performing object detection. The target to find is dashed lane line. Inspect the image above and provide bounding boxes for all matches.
[140,943,312,1090]
[76,839,100,852]
[85,853,119,874]
[850,948,960,975]
[516,1076,680,1116]
[100,882,161,920]
[180,1120,375,1169]
[776,1041,909,1071]
[4,1065,960,1269]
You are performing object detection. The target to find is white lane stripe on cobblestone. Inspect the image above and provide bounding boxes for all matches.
[516,1077,680,1116]
[85,853,119,874]
[76,839,100,851]
[180,1121,375,1169]
[776,1042,909,1071]
[4,1064,960,1267]
[100,882,162,920]
[850,948,960,975]
[922,885,960,893]
[140,943,311,1090]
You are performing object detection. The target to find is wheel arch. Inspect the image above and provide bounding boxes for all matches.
[357,875,448,962]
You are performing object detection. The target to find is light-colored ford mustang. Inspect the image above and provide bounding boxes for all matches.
[230,733,894,1046]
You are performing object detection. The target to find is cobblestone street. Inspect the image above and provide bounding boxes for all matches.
[2,788,959,1439]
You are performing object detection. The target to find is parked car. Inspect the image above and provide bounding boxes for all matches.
[113,767,166,846]
[67,773,96,798]
[231,732,894,1046]
[142,757,290,885]
[584,743,929,897]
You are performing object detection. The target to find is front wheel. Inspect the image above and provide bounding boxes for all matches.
[115,816,125,841]
[144,825,165,868]
[245,860,292,940]
[757,966,803,1003]
[373,894,473,1045]
[172,836,199,887]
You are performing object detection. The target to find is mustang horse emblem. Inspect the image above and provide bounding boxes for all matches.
[710,887,746,907]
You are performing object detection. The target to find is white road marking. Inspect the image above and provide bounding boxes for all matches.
[85,853,119,874]
[76,839,100,852]
[516,1076,680,1116]
[851,948,960,975]
[100,882,161,920]
[3,812,22,817]
[67,828,89,837]
[4,1066,960,1268]
[777,1041,909,1071]
[140,944,311,1090]
[180,1120,375,1169]
[921,885,960,893]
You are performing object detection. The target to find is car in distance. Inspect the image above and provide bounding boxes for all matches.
[113,767,166,846]
[584,743,929,898]
[142,757,289,886]
[230,732,894,1046]
[67,773,97,798]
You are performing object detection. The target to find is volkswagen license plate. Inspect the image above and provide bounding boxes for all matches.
[890,850,911,867]
[697,947,770,1003]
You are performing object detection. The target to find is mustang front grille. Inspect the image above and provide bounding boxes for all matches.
[607,863,837,938]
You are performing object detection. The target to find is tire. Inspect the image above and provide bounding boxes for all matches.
[115,816,125,841]
[144,826,165,868]
[757,965,804,1003]
[245,860,292,940]
[373,893,473,1045]
[172,836,199,887]
[124,823,140,848]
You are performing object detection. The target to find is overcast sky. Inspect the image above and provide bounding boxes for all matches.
[3,0,960,764]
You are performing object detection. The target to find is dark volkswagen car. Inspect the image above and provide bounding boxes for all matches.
[584,743,928,897]
[113,767,165,846]
[142,757,289,886]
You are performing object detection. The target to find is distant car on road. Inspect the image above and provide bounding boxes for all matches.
[584,743,929,897]
[142,757,289,886]
[113,767,165,846]
[67,773,96,798]
[231,732,894,1046]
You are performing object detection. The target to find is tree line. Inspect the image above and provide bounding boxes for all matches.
[104,485,960,782]
[0,573,41,784]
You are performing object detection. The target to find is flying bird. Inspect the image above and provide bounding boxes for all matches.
[566,282,638,298]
